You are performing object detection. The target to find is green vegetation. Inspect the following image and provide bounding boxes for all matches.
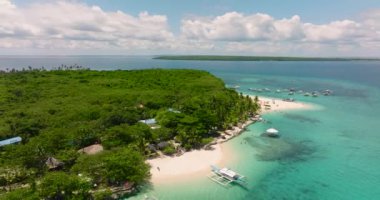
[154,55,380,61]
[0,68,258,199]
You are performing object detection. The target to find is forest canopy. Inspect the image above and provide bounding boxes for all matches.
[0,68,258,199]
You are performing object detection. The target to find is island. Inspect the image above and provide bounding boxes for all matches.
[154,55,380,61]
[0,68,259,199]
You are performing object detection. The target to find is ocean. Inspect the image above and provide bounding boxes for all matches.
[1,56,380,200]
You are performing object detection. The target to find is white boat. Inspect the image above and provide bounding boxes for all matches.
[248,88,262,92]
[143,195,159,200]
[322,89,333,96]
[208,165,247,187]
[229,85,240,89]
[265,128,279,137]
[283,98,295,102]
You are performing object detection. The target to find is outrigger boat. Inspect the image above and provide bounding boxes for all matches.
[208,165,247,187]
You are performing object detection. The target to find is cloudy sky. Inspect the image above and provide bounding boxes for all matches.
[1,0,380,56]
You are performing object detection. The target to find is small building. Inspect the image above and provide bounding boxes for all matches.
[0,136,22,147]
[139,118,156,125]
[139,118,160,129]
[168,108,181,113]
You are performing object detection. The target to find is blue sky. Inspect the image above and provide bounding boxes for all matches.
[2,0,380,56]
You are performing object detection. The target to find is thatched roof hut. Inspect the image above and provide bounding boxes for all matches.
[147,144,156,152]
[78,144,104,155]
[157,141,169,149]
[46,157,64,170]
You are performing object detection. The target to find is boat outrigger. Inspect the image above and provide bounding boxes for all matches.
[208,165,247,187]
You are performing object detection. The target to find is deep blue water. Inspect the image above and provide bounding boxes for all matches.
[1,56,380,200]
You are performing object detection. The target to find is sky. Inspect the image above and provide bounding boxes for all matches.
[1,0,380,56]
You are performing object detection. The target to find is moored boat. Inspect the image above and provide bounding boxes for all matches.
[208,165,247,187]
[283,98,295,102]
[265,128,280,137]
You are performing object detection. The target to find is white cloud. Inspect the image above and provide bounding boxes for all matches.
[0,0,14,8]
[181,10,380,53]
[303,20,363,42]
[181,11,380,56]
[0,1,173,50]
[0,1,379,56]
[181,13,306,41]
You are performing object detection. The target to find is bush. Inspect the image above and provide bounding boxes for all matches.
[162,144,176,155]
[0,188,39,200]
[201,137,214,146]
[93,189,113,200]
[183,144,192,151]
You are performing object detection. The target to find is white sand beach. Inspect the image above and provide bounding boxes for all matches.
[147,96,318,184]
[147,144,228,184]
[256,96,317,114]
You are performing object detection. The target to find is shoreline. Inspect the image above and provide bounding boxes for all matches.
[147,96,319,185]
[255,96,320,114]
[147,120,253,184]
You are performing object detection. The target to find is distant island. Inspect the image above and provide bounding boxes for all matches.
[0,68,258,199]
[154,55,380,61]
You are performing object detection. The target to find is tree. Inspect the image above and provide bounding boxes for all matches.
[38,172,92,200]
[74,125,98,149]
[71,154,106,184]
[103,148,150,185]
[254,95,259,104]
[0,69,259,194]
[72,147,150,186]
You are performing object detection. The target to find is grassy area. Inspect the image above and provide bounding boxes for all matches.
[154,55,380,61]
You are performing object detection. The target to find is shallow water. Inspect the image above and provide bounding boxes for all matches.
[1,56,380,200]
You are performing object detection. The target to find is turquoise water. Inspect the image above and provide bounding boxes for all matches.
[1,56,380,199]
[132,76,380,200]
